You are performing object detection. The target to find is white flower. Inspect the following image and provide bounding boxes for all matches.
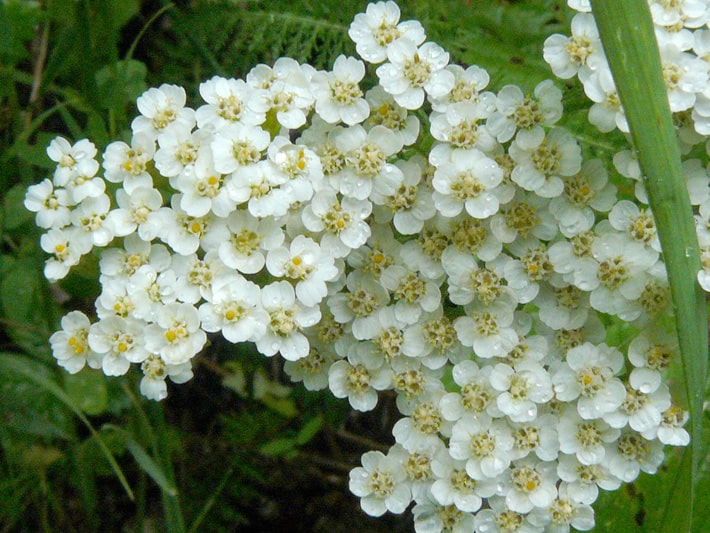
[70,193,114,248]
[131,83,195,139]
[144,302,206,365]
[402,312,467,364]
[199,273,268,343]
[266,235,339,307]
[605,430,664,482]
[627,332,677,393]
[377,39,455,110]
[509,415,560,462]
[95,278,136,319]
[99,234,171,281]
[543,13,602,80]
[392,391,451,451]
[429,64,496,112]
[40,227,91,281]
[218,209,284,274]
[348,1,425,64]
[349,450,411,517]
[171,251,225,304]
[650,0,707,28]
[154,124,209,178]
[195,75,268,130]
[311,55,369,125]
[301,187,372,257]
[380,265,441,325]
[227,159,290,219]
[429,101,497,161]
[246,58,314,129]
[154,197,224,256]
[536,283,590,331]
[659,43,707,112]
[490,361,553,423]
[474,496,544,533]
[283,342,337,391]
[583,66,628,132]
[449,413,514,479]
[453,301,519,359]
[602,383,670,433]
[364,85,420,146]
[337,124,403,202]
[374,157,436,234]
[439,360,499,422]
[411,494,475,533]
[552,342,626,420]
[556,453,620,505]
[548,158,617,238]
[46,137,99,187]
[442,216,503,263]
[510,127,582,198]
[557,407,620,465]
[504,458,558,514]
[582,232,659,319]
[432,148,503,218]
[50,311,102,373]
[327,270,390,340]
[487,80,563,147]
[503,239,556,303]
[210,122,270,174]
[105,186,164,239]
[140,354,193,401]
[527,483,596,532]
[128,265,179,321]
[89,316,150,375]
[24,179,72,229]
[490,190,558,244]
[175,150,236,218]
[102,133,156,193]
[430,450,496,512]
[605,200,660,252]
[255,281,321,361]
[651,406,690,446]
[328,344,391,411]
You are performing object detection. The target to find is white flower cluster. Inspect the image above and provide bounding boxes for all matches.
[24,1,701,531]
[544,0,710,297]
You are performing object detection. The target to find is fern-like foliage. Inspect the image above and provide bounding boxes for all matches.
[148,0,570,99]
[149,0,359,98]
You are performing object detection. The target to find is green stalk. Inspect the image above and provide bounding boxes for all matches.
[590,1,708,531]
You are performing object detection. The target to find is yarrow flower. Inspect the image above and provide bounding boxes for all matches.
[29,3,699,531]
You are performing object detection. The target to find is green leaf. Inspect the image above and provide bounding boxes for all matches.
[294,415,323,446]
[0,1,42,65]
[0,352,134,501]
[2,183,34,231]
[0,257,53,358]
[590,1,709,531]
[63,370,109,416]
[0,352,74,440]
[259,437,297,458]
[15,132,68,169]
[94,59,147,111]
[104,425,178,497]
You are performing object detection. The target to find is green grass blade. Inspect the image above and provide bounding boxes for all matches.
[103,425,178,497]
[0,353,135,501]
[590,1,709,531]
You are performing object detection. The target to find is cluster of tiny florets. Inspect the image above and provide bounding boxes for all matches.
[25,1,702,531]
